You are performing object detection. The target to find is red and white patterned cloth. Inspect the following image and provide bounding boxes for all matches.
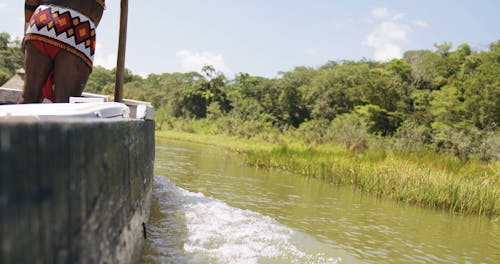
[24,4,97,69]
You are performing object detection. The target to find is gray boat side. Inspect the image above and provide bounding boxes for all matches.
[0,89,155,263]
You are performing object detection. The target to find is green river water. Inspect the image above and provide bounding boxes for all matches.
[140,138,500,263]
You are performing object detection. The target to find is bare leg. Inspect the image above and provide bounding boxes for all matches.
[53,50,91,103]
[18,42,54,104]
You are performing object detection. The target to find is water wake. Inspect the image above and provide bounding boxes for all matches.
[145,176,341,264]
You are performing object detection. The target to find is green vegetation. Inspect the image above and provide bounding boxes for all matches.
[2,32,499,215]
[84,41,500,163]
[0,33,23,85]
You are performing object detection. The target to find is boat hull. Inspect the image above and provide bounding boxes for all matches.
[0,118,155,263]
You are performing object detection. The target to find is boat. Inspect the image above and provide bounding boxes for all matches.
[0,87,155,263]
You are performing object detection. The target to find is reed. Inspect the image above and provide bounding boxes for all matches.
[246,146,500,216]
[156,130,500,217]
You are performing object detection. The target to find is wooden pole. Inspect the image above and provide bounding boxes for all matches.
[114,0,128,102]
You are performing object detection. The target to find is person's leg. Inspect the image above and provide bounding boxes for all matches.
[18,41,54,103]
[52,50,92,103]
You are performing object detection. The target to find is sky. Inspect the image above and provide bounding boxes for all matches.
[1,0,499,78]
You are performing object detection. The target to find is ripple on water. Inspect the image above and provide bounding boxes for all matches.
[141,177,346,264]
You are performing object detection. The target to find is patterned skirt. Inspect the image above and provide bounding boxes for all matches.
[24,5,97,69]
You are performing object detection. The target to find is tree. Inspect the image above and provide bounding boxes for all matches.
[403,50,444,90]
[363,67,404,112]
[0,32,9,50]
[456,43,471,62]
[227,73,279,123]
[276,67,315,127]
[201,66,231,114]
[460,48,500,128]
[304,62,367,120]
[434,42,452,57]
[0,32,23,82]
[86,66,115,94]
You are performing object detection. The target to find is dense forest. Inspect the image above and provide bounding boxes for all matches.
[1,32,499,161]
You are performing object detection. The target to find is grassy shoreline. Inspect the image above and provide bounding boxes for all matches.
[156,130,500,217]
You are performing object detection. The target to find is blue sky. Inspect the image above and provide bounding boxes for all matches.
[1,1,499,78]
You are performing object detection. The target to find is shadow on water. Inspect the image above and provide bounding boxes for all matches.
[140,138,500,264]
[139,177,191,264]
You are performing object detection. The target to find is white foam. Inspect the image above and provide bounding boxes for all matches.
[150,177,341,264]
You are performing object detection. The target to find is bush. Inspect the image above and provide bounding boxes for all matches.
[475,130,500,161]
[0,67,10,85]
[393,120,431,151]
[295,119,330,145]
[207,102,223,120]
[432,124,473,161]
[330,113,368,152]
[214,116,278,139]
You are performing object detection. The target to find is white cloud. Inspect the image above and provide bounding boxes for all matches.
[94,43,117,69]
[392,13,406,21]
[365,7,428,61]
[412,20,429,28]
[364,21,411,61]
[176,50,231,75]
[373,43,402,62]
[372,7,389,19]
[0,3,8,10]
[376,22,409,42]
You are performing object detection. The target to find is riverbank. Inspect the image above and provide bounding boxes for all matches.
[156,130,500,217]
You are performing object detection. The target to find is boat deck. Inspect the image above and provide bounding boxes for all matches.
[0,87,154,121]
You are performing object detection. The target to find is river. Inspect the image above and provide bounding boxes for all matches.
[140,138,500,263]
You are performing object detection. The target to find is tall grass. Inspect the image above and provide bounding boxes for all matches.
[246,146,500,216]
